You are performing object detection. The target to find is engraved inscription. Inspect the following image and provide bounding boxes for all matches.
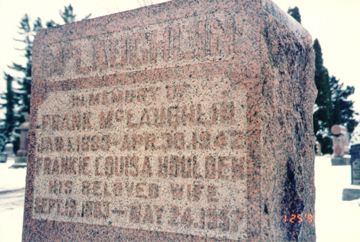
[42,10,245,81]
[353,159,360,185]
[32,74,248,240]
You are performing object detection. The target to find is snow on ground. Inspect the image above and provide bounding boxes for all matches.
[0,156,359,241]
[0,158,26,242]
[315,155,360,242]
[0,201,24,242]
[0,159,27,192]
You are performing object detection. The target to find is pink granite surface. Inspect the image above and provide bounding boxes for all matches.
[23,0,316,241]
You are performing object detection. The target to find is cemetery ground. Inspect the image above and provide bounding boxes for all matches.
[1,156,359,242]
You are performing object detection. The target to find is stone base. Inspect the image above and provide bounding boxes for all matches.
[14,157,27,163]
[342,186,360,201]
[331,157,350,166]
[0,153,8,163]
[10,157,27,168]
[10,163,27,168]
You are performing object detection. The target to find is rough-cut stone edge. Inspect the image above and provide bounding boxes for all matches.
[262,0,312,45]
[259,1,316,241]
[24,0,316,241]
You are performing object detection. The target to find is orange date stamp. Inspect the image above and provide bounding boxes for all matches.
[283,214,315,224]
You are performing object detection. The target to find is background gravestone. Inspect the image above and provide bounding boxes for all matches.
[342,144,360,201]
[331,125,350,165]
[352,154,360,185]
[23,0,316,241]
[3,143,15,158]
[11,113,30,168]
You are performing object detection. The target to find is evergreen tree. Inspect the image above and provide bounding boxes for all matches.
[329,76,359,135]
[9,14,34,115]
[351,129,360,145]
[287,6,301,24]
[60,5,91,24]
[0,73,19,138]
[313,39,332,153]
[313,38,359,154]
[1,5,91,151]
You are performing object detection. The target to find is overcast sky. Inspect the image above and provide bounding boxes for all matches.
[0,0,359,136]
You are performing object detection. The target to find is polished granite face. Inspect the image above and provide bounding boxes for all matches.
[23,0,316,241]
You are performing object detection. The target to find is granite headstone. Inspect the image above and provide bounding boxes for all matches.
[331,125,351,165]
[23,0,316,241]
[10,114,30,168]
[0,143,14,164]
[3,143,15,158]
[342,144,360,201]
[350,144,360,185]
